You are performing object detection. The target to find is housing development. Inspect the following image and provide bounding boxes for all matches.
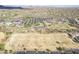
[0,6,79,54]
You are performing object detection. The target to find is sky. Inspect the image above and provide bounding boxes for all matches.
[0,0,79,5]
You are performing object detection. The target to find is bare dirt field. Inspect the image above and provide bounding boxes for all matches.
[5,33,79,52]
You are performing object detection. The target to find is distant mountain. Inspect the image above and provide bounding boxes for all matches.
[0,5,23,9]
[0,5,79,9]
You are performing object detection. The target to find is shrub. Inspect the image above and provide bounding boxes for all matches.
[9,50,13,53]
[4,50,8,54]
[0,44,4,51]
[56,47,65,51]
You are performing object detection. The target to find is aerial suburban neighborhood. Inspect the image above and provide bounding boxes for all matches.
[0,5,79,54]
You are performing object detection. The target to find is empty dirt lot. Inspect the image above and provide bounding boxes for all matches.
[5,33,79,52]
